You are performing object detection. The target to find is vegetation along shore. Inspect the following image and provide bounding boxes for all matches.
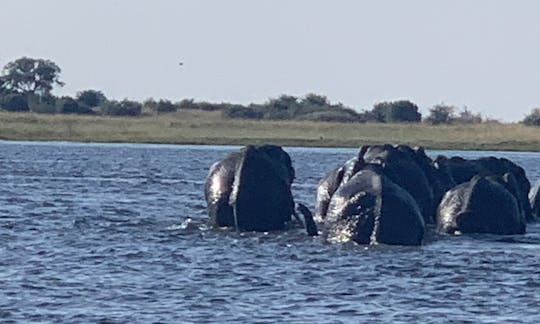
[1,110,540,151]
[1,57,540,151]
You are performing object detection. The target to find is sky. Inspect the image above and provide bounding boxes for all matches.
[1,0,540,122]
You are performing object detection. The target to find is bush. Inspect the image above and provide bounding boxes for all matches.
[56,96,94,114]
[76,90,106,108]
[221,93,364,123]
[28,94,57,113]
[358,109,381,122]
[222,106,263,119]
[0,93,29,112]
[143,98,158,110]
[259,95,300,120]
[426,104,455,125]
[301,93,328,106]
[101,99,142,116]
[522,108,540,126]
[176,98,196,109]
[155,99,177,113]
[455,107,482,124]
[296,110,364,123]
[372,100,422,123]
[194,101,229,111]
[172,99,223,111]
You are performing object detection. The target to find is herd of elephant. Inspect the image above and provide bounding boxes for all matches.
[204,144,540,246]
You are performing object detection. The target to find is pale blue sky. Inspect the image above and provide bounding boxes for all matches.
[1,0,539,121]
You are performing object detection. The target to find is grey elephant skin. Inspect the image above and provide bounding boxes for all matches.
[205,145,295,232]
[437,175,526,235]
[316,144,535,245]
[324,167,425,245]
[316,145,433,246]
[435,156,533,222]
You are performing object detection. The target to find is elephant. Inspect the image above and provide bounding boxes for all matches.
[434,156,482,185]
[316,144,440,225]
[321,166,425,245]
[437,175,526,235]
[399,145,455,205]
[357,144,437,223]
[205,145,298,232]
[477,157,532,222]
[435,156,533,221]
[314,144,430,246]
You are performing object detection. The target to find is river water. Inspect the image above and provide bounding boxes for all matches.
[0,141,539,323]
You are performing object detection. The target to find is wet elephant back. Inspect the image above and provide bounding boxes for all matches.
[325,170,425,245]
[232,147,293,231]
[437,177,525,235]
[205,153,239,227]
[461,177,524,234]
[377,177,425,245]
[315,166,344,221]
[361,145,434,223]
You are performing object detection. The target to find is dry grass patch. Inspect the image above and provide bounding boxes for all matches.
[1,110,539,151]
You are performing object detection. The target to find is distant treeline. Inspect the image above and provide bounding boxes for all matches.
[1,57,540,126]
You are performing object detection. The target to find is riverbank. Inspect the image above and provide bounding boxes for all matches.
[1,110,539,151]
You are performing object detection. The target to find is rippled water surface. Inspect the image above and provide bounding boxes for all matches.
[1,141,539,323]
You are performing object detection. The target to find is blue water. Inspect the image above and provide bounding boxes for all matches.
[1,141,539,323]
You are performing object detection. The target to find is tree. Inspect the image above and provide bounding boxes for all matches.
[268,95,298,110]
[0,57,64,95]
[426,104,456,125]
[522,108,540,126]
[144,98,176,113]
[76,90,106,108]
[177,98,196,109]
[143,98,158,110]
[455,107,482,124]
[155,99,177,113]
[262,95,301,119]
[302,93,328,106]
[372,100,422,123]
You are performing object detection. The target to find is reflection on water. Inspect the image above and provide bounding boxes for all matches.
[0,141,539,323]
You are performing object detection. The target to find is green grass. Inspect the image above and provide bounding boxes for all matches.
[1,110,540,151]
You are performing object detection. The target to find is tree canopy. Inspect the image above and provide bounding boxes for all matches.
[522,108,540,126]
[426,104,456,125]
[76,90,106,107]
[0,57,64,95]
[372,100,422,123]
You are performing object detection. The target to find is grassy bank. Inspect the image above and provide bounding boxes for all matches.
[1,110,539,151]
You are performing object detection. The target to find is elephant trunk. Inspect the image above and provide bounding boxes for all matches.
[297,203,319,236]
